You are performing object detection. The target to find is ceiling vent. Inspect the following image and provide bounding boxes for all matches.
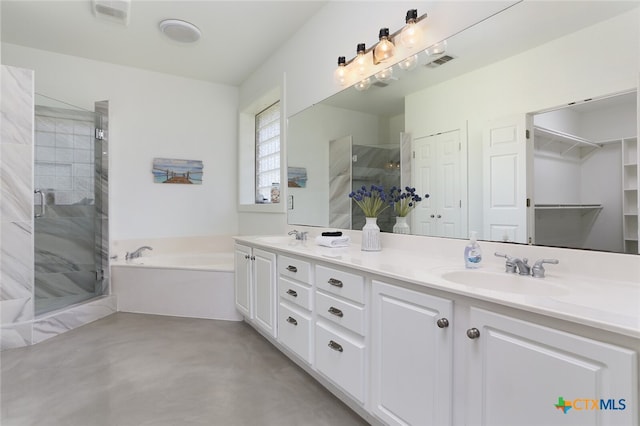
[93,0,131,26]
[425,55,455,68]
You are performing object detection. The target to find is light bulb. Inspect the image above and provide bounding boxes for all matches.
[373,28,395,65]
[334,56,348,86]
[400,9,422,49]
[355,43,367,76]
[398,54,418,71]
[425,40,447,57]
[354,77,371,92]
[374,67,393,83]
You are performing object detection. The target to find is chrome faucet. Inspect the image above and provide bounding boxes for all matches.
[287,230,308,241]
[126,246,153,260]
[495,252,558,278]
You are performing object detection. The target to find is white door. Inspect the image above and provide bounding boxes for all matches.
[234,244,252,318]
[371,280,453,426]
[482,115,533,243]
[466,307,637,426]
[253,248,277,337]
[412,130,463,237]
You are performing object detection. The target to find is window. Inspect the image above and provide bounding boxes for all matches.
[255,101,281,203]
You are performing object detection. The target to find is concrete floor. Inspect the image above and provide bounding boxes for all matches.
[1,313,369,426]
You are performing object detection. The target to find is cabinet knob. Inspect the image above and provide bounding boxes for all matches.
[436,318,449,328]
[286,316,298,326]
[466,328,480,339]
[328,278,343,288]
[328,340,344,352]
[250,255,255,261]
[286,265,298,273]
[437,214,442,219]
[244,254,250,259]
[430,214,435,218]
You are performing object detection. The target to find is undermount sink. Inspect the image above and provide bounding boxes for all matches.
[441,270,570,296]
[255,236,300,244]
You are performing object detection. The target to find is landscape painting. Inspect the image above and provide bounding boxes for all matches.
[152,158,203,184]
[287,167,307,188]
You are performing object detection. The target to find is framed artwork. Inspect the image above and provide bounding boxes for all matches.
[288,167,307,188]
[152,158,203,184]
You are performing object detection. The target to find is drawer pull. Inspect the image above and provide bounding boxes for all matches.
[328,340,343,352]
[466,328,480,339]
[328,278,343,288]
[328,306,344,317]
[286,316,298,326]
[286,289,298,297]
[286,265,298,273]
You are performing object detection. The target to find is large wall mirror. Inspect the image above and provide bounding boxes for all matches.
[287,1,639,254]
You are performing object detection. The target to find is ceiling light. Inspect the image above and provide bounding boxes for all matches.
[355,43,367,76]
[354,77,372,92]
[375,67,394,83]
[159,19,201,43]
[425,40,447,57]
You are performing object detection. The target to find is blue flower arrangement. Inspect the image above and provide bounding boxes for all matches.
[348,185,389,218]
[388,186,429,217]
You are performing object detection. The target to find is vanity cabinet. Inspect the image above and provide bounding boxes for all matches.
[233,244,277,338]
[277,255,313,363]
[465,307,637,426]
[314,264,367,404]
[371,280,454,426]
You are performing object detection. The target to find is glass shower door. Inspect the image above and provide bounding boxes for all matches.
[33,98,106,315]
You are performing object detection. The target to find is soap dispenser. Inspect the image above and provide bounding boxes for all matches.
[464,231,482,269]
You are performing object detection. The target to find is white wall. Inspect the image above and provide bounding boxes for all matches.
[1,43,239,242]
[238,1,518,235]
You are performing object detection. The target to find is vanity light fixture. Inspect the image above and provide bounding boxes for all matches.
[398,54,419,71]
[374,66,394,83]
[373,28,395,65]
[354,77,372,92]
[334,56,348,86]
[425,40,447,57]
[355,43,367,76]
[159,19,201,43]
[399,9,422,49]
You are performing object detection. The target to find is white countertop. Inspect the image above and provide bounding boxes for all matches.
[235,235,640,339]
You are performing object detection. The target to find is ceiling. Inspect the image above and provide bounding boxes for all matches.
[0,0,327,86]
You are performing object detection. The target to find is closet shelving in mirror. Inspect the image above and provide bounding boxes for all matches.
[534,126,603,158]
[622,137,638,253]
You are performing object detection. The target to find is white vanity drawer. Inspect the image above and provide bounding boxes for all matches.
[314,321,365,403]
[316,265,365,304]
[316,291,365,336]
[278,255,311,284]
[278,276,312,310]
[278,303,312,363]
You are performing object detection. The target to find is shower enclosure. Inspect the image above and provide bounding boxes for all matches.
[33,96,109,315]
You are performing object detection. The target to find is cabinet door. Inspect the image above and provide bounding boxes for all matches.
[371,280,453,426]
[467,307,637,426]
[234,244,252,318]
[253,248,277,338]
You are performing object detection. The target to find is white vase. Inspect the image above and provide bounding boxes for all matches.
[393,216,411,234]
[361,217,382,251]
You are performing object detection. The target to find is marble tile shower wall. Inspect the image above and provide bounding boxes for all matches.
[1,65,35,347]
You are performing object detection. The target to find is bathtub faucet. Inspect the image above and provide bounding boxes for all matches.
[126,246,153,260]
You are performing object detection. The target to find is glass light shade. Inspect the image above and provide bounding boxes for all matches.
[374,67,394,83]
[354,77,371,92]
[356,52,367,76]
[425,40,447,57]
[334,56,348,86]
[398,54,418,71]
[400,22,422,49]
[373,28,395,64]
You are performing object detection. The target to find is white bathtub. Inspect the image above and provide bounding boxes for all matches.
[111,250,241,321]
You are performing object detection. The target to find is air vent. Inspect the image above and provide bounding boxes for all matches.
[373,81,390,88]
[425,55,455,68]
[93,0,131,25]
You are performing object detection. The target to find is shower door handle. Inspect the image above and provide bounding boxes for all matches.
[34,189,45,218]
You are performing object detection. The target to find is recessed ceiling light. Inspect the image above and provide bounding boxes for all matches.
[159,19,201,43]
